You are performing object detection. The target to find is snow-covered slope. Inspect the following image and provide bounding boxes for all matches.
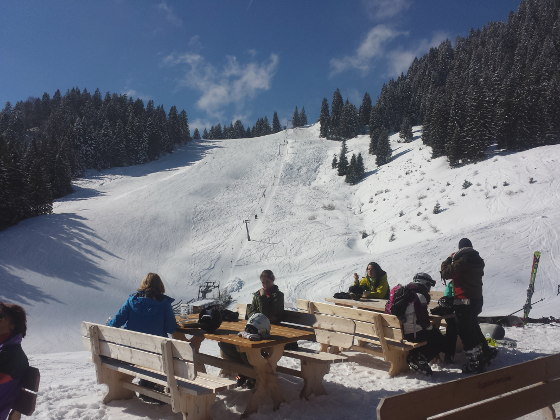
[1,125,560,354]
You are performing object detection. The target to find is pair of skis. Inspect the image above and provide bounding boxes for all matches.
[523,251,541,321]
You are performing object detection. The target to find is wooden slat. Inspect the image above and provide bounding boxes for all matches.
[436,379,560,420]
[377,354,560,420]
[276,365,304,378]
[313,314,356,334]
[82,322,194,361]
[314,329,354,348]
[97,340,195,380]
[196,353,257,380]
[282,310,317,327]
[161,340,180,412]
[122,381,172,403]
[101,358,234,394]
[298,300,402,329]
[283,348,347,363]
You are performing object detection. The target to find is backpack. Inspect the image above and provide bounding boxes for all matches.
[385,284,416,318]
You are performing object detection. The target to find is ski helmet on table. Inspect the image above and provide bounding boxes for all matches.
[246,313,271,337]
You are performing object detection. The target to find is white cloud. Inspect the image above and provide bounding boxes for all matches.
[188,35,201,50]
[157,1,183,27]
[122,89,151,102]
[329,25,406,76]
[386,31,450,76]
[163,52,279,119]
[362,0,411,20]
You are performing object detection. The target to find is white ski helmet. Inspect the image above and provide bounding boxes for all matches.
[246,313,271,337]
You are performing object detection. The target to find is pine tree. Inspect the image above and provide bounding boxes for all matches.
[193,128,201,140]
[337,141,349,176]
[300,107,308,126]
[319,98,330,138]
[356,153,365,180]
[399,117,413,142]
[202,128,208,139]
[331,154,338,169]
[272,112,281,133]
[345,154,357,184]
[292,106,300,128]
[375,128,391,166]
[359,92,372,130]
[330,89,344,139]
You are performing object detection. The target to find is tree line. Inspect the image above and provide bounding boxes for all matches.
[0,87,191,229]
[202,111,284,139]
[320,0,560,168]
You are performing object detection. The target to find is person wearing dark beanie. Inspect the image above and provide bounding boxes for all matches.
[441,238,497,373]
[458,238,473,249]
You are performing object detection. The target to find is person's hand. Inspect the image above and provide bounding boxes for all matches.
[259,288,265,296]
[353,273,359,281]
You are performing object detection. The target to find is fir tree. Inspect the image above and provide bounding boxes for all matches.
[331,154,338,169]
[300,107,308,126]
[337,141,349,176]
[292,106,300,128]
[193,128,201,140]
[330,89,344,139]
[356,153,365,180]
[359,92,372,130]
[375,128,391,166]
[319,98,330,138]
[272,112,281,133]
[345,154,357,184]
[399,117,413,142]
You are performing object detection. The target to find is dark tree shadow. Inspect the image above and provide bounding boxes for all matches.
[391,148,412,162]
[57,185,106,202]
[85,140,223,180]
[0,213,118,304]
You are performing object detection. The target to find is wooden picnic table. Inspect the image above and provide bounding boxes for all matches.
[174,317,315,418]
[324,297,452,328]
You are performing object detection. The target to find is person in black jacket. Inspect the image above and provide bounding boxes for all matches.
[0,302,29,420]
[441,238,497,373]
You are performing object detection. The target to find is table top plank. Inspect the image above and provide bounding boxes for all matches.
[176,319,315,349]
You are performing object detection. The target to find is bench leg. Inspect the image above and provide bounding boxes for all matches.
[102,368,135,404]
[542,405,557,420]
[300,361,330,399]
[386,350,409,377]
[180,394,214,420]
[7,411,22,420]
[241,346,284,418]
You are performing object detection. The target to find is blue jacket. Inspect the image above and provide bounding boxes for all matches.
[107,292,177,337]
[0,334,29,420]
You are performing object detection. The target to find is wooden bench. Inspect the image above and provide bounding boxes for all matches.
[377,352,560,420]
[235,304,347,398]
[81,322,236,420]
[297,299,427,376]
[7,366,40,420]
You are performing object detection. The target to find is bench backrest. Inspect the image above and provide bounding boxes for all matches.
[10,366,40,416]
[237,300,405,349]
[296,299,406,348]
[81,322,196,380]
[377,353,560,420]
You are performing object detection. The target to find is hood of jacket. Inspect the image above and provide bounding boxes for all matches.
[128,292,174,314]
[0,333,23,349]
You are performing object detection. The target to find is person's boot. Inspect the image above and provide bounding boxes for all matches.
[407,352,433,376]
[462,345,486,374]
[483,346,498,364]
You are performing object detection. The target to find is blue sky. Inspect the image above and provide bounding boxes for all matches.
[0,0,520,131]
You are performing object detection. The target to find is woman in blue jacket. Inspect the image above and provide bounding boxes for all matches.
[107,273,177,403]
[107,272,177,337]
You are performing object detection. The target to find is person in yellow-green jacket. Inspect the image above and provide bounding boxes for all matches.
[350,262,390,299]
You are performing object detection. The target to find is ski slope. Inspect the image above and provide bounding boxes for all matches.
[2,124,560,419]
[1,124,560,354]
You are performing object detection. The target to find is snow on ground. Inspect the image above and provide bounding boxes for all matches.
[2,123,560,418]
[28,324,560,419]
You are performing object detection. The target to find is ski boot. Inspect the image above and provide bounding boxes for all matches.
[462,345,486,374]
[407,352,433,376]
